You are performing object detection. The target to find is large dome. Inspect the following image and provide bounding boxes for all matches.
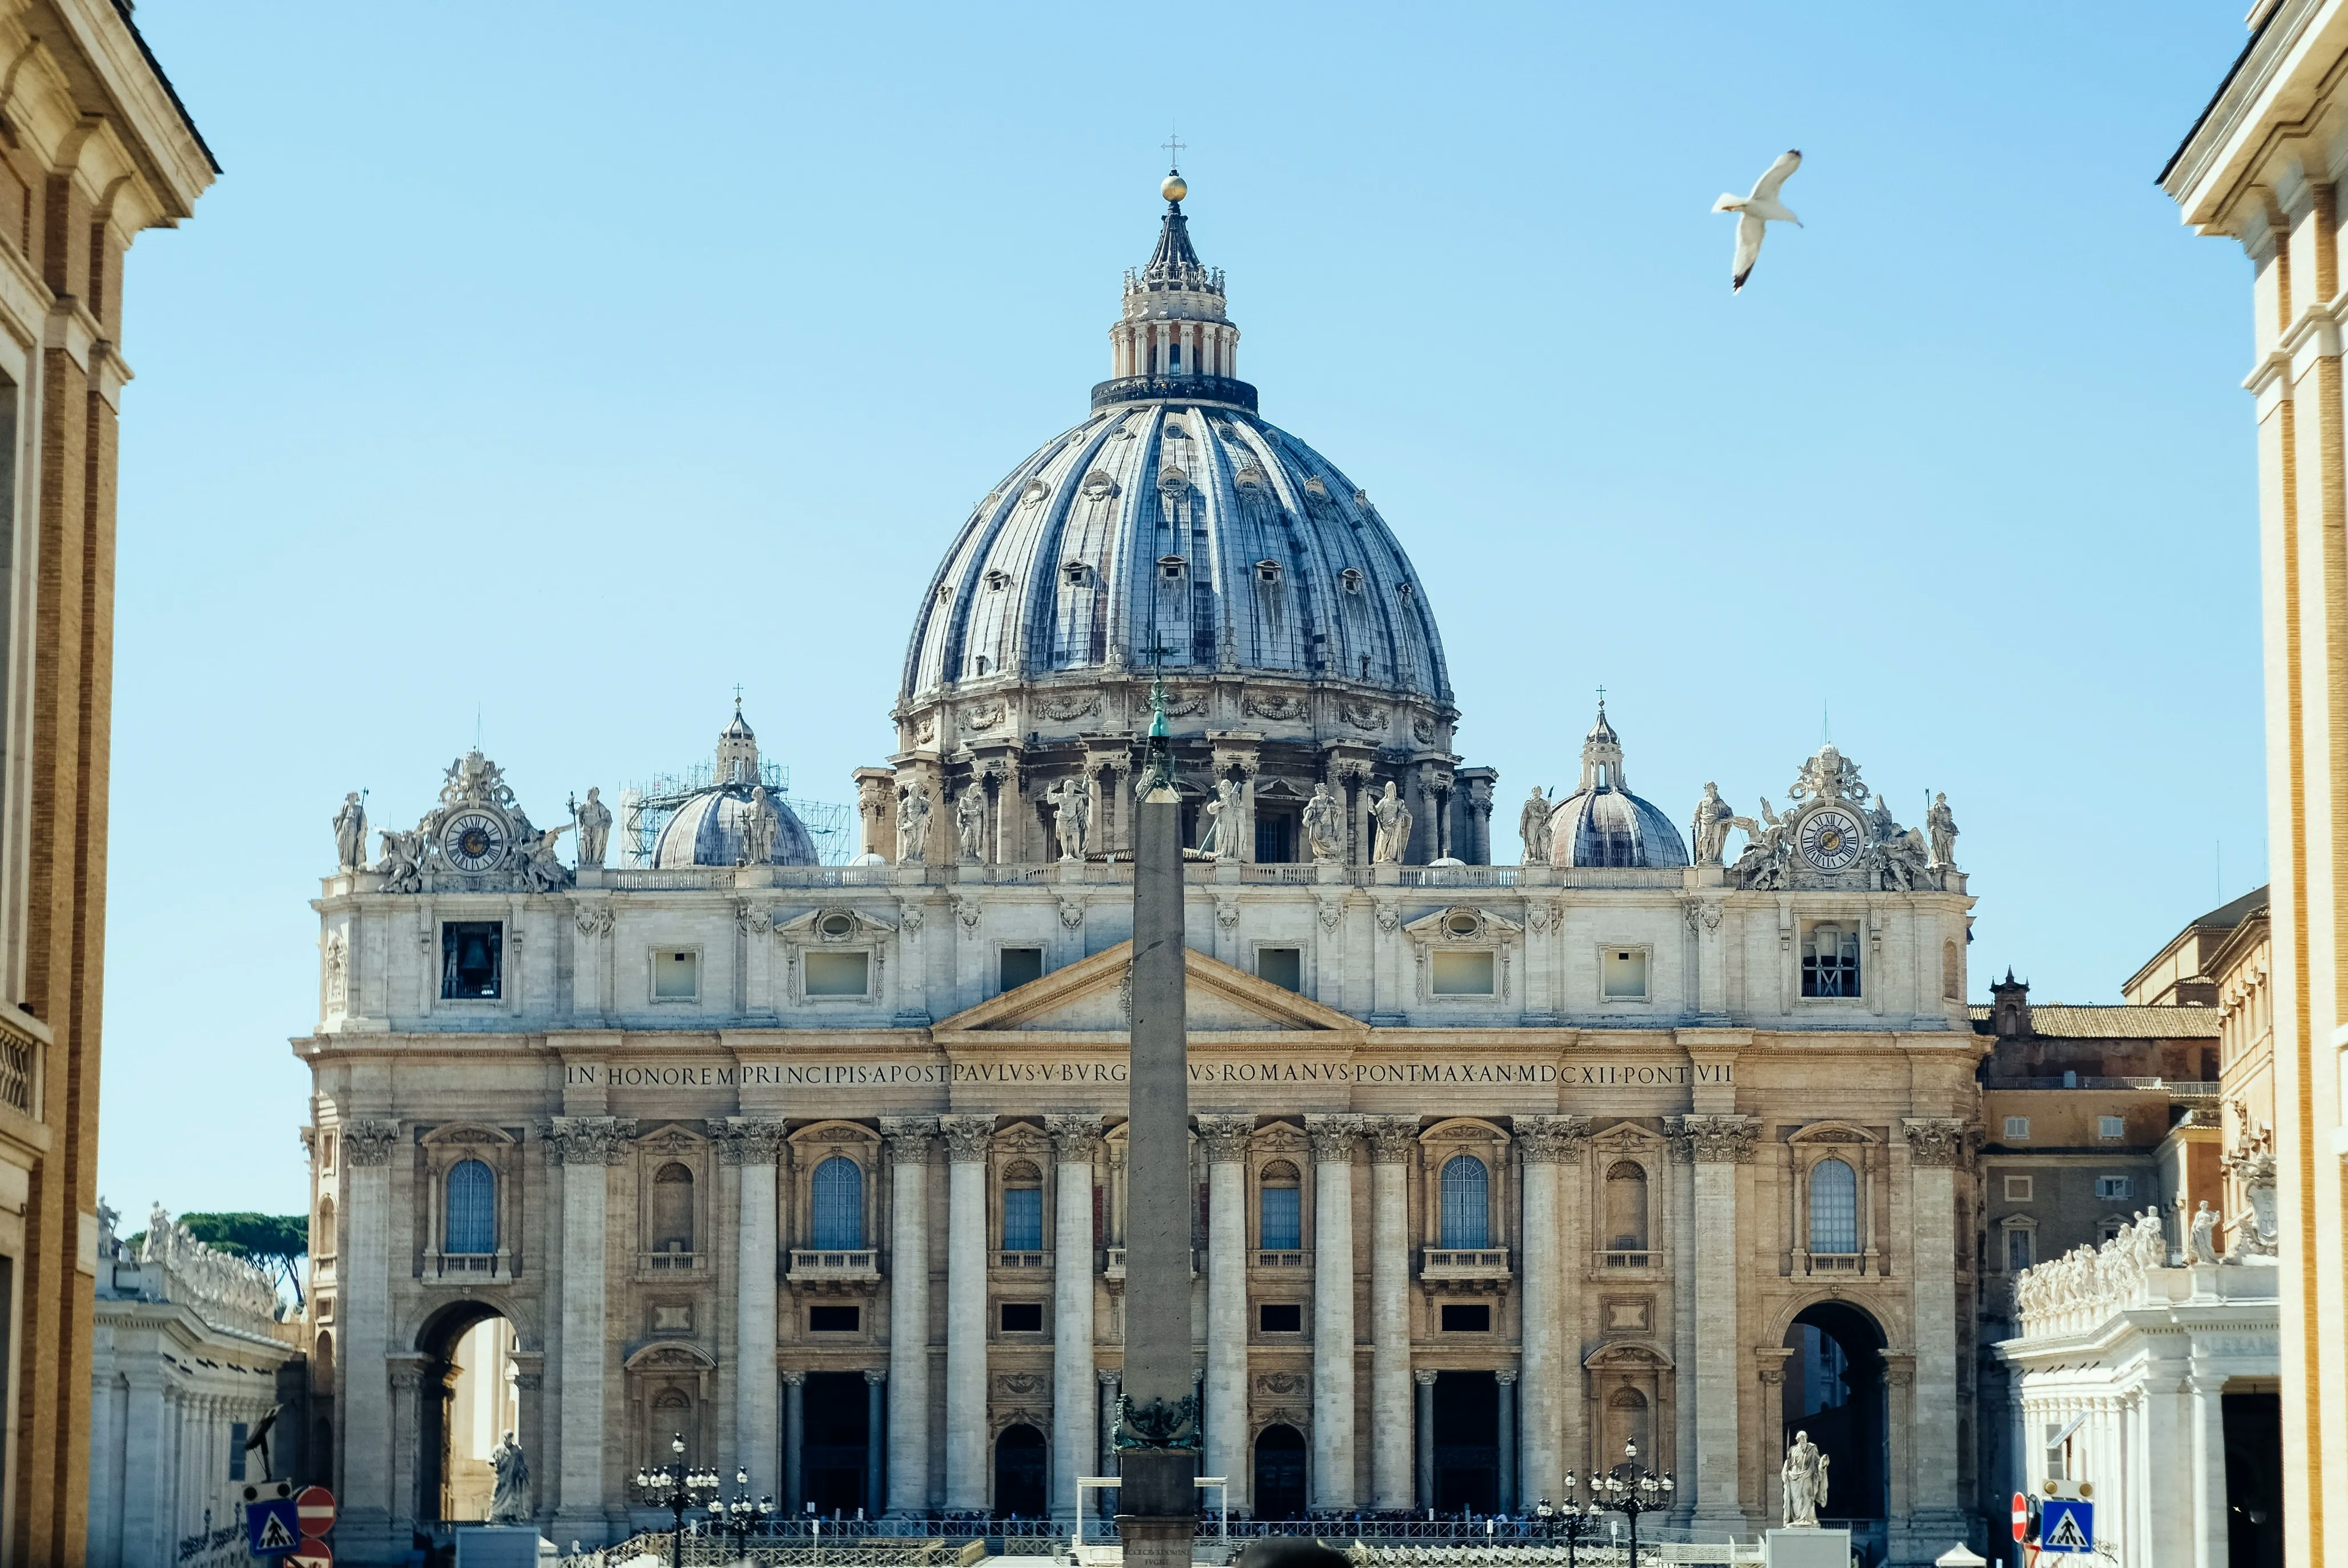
[900,404,1449,708]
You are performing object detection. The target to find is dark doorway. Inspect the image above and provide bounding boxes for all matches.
[1432,1371,1499,1514]
[803,1372,869,1515]
[413,1301,516,1531]
[1256,809,1296,864]
[1782,1303,1887,1538]
[1253,1424,1307,1519]
[994,1424,1047,1517]
[2224,1392,2283,1567]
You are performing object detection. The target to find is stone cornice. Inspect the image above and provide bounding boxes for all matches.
[47,0,215,217]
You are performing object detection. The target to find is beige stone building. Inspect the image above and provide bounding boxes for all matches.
[297,177,1987,1567]
[0,3,216,1563]
[2163,5,2348,1555]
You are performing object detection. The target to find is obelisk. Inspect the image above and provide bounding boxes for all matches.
[1115,676,1198,1568]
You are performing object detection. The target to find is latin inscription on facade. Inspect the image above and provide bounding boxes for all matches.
[563,1058,1731,1089]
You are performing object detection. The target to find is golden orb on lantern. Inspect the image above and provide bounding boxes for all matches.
[1161,171,1187,203]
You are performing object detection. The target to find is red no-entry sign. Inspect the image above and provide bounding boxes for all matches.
[2012,1492,2029,1542]
[295,1485,337,1536]
[285,1541,332,1568]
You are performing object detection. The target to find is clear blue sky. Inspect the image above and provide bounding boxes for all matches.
[99,2,2258,1215]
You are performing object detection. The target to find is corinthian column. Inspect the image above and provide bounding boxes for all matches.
[1516,1116,1588,1506]
[549,1116,634,1542]
[1049,1115,1104,1519]
[1673,1115,1753,1534]
[1902,1119,1971,1542]
[1197,1116,1255,1514]
[1365,1118,1417,1510]
[882,1118,937,1514]
[336,1120,400,1555]
[1306,1115,1363,1510]
[724,1119,787,1493]
[941,1115,994,1511]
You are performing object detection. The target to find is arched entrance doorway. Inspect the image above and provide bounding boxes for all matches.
[1782,1303,1886,1551]
[994,1424,1046,1518]
[1252,1424,1306,1520]
[416,1302,519,1528]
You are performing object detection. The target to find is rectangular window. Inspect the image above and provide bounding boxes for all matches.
[1440,1303,1491,1333]
[1429,950,1496,996]
[1258,1303,1302,1333]
[1258,1186,1302,1251]
[2004,1116,2031,1142]
[441,921,502,999]
[2098,1115,2126,1141]
[229,1422,248,1481]
[1256,947,1303,993]
[1000,947,1045,991]
[652,948,699,1000]
[804,951,871,997]
[1800,923,1860,998]
[809,1305,860,1333]
[2003,1176,2034,1203]
[1002,1187,1043,1252]
[1254,812,1295,864]
[1000,1301,1044,1333]
[2095,1175,2134,1200]
[1602,948,1649,999]
[2006,1228,2033,1272]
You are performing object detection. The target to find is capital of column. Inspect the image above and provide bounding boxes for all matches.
[864,1367,888,1386]
[1902,1118,1976,1168]
[545,1116,637,1166]
[1196,1115,1255,1163]
[1364,1118,1419,1164]
[342,1119,402,1167]
[880,1115,939,1163]
[1304,1114,1365,1162]
[1413,1369,1438,1386]
[940,1114,994,1163]
[1493,1368,1519,1385]
[1046,1114,1104,1161]
[1099,1369,1123,1388]
[717,1118,790,1166]
[1516,1115,1592,1163]
[1668,1114,1755,1164]
[783,1370,807,1387]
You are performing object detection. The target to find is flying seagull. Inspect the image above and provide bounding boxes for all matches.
[1712,149,1803,293]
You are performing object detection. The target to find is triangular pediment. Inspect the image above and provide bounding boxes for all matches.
[932,941,1363,1038]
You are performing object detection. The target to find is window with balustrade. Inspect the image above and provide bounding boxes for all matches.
[1604,1160,1650,1256]
[651,1162,695,1256]
[1808,1158,1859,1255]
[1002,1162,1044,1252]
[445,1160,496,1255]
[420,1124,520,1279]
[1258,1160,1302,1251]
[1439,1155,1489,1248]
[811,1156,864,1249]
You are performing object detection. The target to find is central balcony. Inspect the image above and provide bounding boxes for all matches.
[787,1248,881,1291]
[1103,1247,1199,1283]
[992,1250,1052,1271]
[1420,1247,1511,1289]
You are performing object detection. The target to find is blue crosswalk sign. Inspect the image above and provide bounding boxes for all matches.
[245,1496,300,1556]
[2040,1498,2094,1554]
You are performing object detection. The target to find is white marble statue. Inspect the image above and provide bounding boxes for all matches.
[955,784,986,863]
[376,828,426,895]
[1691,782,1733,867]
[1197,777,1241,859]
[1781,1431,1828,1527]
[1303,782,1346,863]
[1926,791,1959,868]
[1371,781,1412,864]
[573,787,613,868]
[1048,777,1092,860]
[2189,1200,2221,1264]
[487,1431,530,1523]
[515,825,571,893]
[742,786,779,865]
[896,786,931,865]
[333,792,369,873]
[1519,787,1552,866]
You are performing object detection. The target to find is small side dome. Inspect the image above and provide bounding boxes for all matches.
[652,788,819,868]
[1546,702,1688,869]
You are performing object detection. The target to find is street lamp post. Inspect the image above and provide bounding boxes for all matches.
[1545,1476,1607,1568]
[1589,1440,1674,1568]
[705,1466,778,1555]
[632,1432,722,1568]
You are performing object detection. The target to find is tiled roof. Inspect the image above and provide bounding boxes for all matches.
[1970,1004,2222,1039]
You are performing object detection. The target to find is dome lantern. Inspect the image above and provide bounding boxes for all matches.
[1100,168,1250,410]
[1546,703,1688,869]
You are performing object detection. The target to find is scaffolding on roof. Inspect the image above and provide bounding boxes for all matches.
[617,759,856,868]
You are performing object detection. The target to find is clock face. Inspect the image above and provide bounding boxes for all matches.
[441,810,509,873]
[1798,808,1863,872]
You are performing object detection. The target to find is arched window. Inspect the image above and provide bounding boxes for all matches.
[1604,1160,1649,1252]
[652,1162,695,1253]
[1810,1158,1859,1255]
[445,1159,496,1255]
[1258,1160,1302,1251]
[811,1156,864,1249]
[1001,1161,1044,1252]
[1439,1154,1489,1248]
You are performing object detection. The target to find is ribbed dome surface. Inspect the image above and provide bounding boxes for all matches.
[900,403,1451,709]
[1546,786,1689,869]
[652,787,819,869]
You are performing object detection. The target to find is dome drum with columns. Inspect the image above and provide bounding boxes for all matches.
[888,173,1479,867]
